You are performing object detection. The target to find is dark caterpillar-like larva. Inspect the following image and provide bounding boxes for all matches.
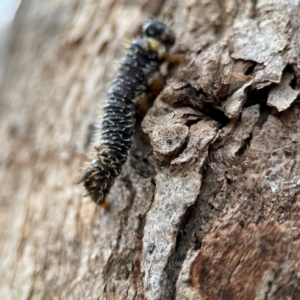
[77,21,176,205]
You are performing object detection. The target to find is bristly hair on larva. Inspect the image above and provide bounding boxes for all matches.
[76,20,176,206]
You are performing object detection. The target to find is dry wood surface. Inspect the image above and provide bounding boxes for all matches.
[1,0,300,299]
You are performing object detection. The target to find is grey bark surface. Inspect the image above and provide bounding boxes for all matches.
[1,0,300,299]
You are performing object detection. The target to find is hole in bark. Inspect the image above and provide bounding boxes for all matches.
[226,177,232,184]
[245,62,257,75]
[202,103,231,127]
[208,203,215,210]
[151,178,156,187]
[265,281,273,298]
[194,240,202,250]
[147,243,155,253]
[239,219,245,228]
[290,74,297,89]
[237,133,252,157]
[245,86,270,107]
[258,103,272,128]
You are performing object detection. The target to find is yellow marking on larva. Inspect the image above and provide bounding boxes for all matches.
[146,38,166,59]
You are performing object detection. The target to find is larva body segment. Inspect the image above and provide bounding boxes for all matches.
[79,21,176,205]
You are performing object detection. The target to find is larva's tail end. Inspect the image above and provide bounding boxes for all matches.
[98,198,110,210]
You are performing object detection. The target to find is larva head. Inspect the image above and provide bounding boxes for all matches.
[142,21,175,49]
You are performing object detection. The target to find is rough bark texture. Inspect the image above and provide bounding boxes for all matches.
[1,0,300,299]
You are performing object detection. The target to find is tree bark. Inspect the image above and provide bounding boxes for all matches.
[1,0,300,299]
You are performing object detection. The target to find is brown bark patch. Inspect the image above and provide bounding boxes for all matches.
[191,220,300,300]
